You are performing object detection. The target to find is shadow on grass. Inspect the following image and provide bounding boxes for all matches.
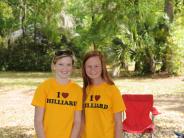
[155,93,184,114]
[0,126,34,138]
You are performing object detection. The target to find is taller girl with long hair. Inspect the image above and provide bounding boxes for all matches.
[81,51,126,138]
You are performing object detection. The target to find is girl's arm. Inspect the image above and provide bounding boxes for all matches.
[70,111,82,138]
[34,107,46,138]
[114,112,123,138]
[78,112,85,138]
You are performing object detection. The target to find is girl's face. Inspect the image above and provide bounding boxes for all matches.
[54,56,73,80]
[85,56,102,82]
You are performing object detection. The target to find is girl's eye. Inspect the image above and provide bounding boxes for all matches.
[67,64,72,66]
[96,65,101,68]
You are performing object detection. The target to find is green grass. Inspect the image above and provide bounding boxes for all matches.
[0,71,82,91]
[115,77,184,95]
[0,71,52,78]
[0,72,51,90]
[1,71,184,95]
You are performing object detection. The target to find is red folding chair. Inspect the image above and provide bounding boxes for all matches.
[122,94,160,138]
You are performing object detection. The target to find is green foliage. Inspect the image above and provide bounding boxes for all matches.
[66,0,125,49]
[0,1,13,19]
[105,0,166,74]
[6,36,52,71]
[0,1,13,35]
[0,0,184,75]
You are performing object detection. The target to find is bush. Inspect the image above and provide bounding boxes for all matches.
[6,37,52,71]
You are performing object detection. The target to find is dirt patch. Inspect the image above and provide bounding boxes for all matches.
[154,94,184,138]
[0,89,34,138]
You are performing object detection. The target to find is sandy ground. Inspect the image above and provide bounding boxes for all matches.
[0,76,184,138]
[0,88,34,138]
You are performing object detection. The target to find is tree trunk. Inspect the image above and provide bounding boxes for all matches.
[20,0,26,37]
[161,54,167,71]
[33,3,38,45]
[134,61,141,72]
[161,0,174,73]
[142,61,155,74]
[165,0,174,22]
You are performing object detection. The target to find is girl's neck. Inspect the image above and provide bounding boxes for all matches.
[55,75,70,85]
[91,77,104,86]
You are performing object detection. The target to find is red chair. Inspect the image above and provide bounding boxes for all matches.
[122,94,160,138]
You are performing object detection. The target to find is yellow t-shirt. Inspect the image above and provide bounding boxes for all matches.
[32,78,82,138]
[82,82,126,138]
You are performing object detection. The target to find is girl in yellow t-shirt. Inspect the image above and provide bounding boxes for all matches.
[81,51,126,138]
[32,50,82,138]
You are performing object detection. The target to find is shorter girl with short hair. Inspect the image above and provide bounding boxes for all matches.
[32,50,82,138]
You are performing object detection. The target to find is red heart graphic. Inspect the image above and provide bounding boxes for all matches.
[62,93,69,98]
[95,95,100,101]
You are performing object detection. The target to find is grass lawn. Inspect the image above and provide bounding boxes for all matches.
[0,72,184,138]
[0,71,82,91]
